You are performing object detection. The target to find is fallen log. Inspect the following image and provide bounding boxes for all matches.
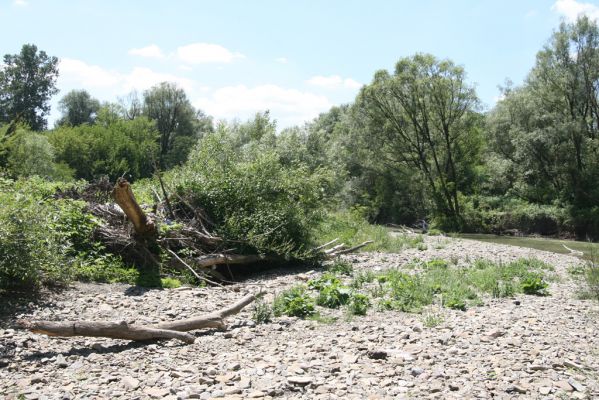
[16,320,196,344]
[17,292,262,345]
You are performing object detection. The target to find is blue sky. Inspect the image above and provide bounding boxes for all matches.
[2,0,599,128]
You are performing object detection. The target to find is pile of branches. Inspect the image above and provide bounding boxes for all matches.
[74,179,371,283]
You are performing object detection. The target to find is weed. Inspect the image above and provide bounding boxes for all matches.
[421,310,444,327]
[417,243,428,251]
[351,270,376,288]
[521,274,549,295]
[328,260,354,276]
[273,285,315,318]
[252,299,273,324]
[160,277,181,288]
[346,293,370,315]
[316,284,351,308]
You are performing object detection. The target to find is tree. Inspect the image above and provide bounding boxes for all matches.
[56,90,101,127]
[0,44,59,130]
[354,54,482,228]
[142,82,198,166]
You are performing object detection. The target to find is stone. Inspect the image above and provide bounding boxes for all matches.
[287,376,313,385]
[121,376,140,390]
[567,378,585,392]
[144,387,170,398]
[55,355,68,368]
[367,350,388,360]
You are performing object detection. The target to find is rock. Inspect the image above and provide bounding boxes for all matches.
[449,383,460,391]
[410,367,424,377]
[554,380,574,392]
[367,350,388,360]
[506,385,527,394]
[247,391,265,398]
[144,387,170,398]
[121,376,140,390]
[55,354,68,368]
[539,386,551,395]
[568,378,585,392]
[287,376,313,385]
[564,360,584,370]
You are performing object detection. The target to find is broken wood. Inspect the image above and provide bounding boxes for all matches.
[17,293,262,344]
[17,320,196,344]
[112,178,156,237]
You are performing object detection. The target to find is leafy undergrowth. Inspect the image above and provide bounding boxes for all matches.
[313,210,424,253]
[259,257,554,323]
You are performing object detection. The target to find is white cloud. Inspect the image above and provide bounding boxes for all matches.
[58,58,194,93]
[128,44,165,59]
[307,75,362,89]
[176,43,244,64]
[194,84,332,127]
[275,57,289,64]
[14,0,28,6]
[552,0,599,21]
[122,67,194,92]
[59,58,121,88]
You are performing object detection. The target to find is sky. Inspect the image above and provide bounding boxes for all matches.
[2,0,599,129]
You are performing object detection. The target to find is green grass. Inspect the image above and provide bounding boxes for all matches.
[314,211,423,253]
[160,277,182,288]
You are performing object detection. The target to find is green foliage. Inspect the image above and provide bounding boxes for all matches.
[314,210,423,254]
[49,117,159,181]
[327,260,354,275]
[273,285,315,318]
[0,178,76,288]
[160,277,182,289]
[74,253,138,284]
[157,130,333,258]
[0,44,59,130]
[521,274,549,296]
[56,89,101,127]
[308,272,341,291]
[351,270,376,289]
[346,293,370,315]
[252,299,273,324]
[316,283,351,308]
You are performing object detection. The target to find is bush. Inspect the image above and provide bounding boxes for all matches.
[252,299,273,324]
[328,260,354,275]
[521,274,549,295]
[150,132,333,258]
[314,209,423,253]
[0,178,74,289]
[347,293,370,315]
[160,277,182,289]
[273,285,315,318]
[316,284,351,308]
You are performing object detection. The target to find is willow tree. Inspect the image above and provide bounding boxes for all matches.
[354,54,482,228]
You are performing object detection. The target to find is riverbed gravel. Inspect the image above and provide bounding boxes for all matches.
[1,235,598,399]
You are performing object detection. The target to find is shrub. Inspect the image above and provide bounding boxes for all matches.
[273,285,315,318]
[316,284,351,308]
[154,132,333,258]
[328,260,354,276]
[521,274,549,295]
[252,299,273,324]
[160,277,182,289]
[347,293,370,315]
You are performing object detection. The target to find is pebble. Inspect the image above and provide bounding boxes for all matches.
[2,236,598,399]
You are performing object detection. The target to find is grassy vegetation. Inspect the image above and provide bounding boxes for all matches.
[314,210,424,253]
[267,257,554,322]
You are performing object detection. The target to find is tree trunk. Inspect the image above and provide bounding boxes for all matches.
[112,178,156,237]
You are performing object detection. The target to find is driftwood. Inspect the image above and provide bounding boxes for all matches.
[17,293,261,344]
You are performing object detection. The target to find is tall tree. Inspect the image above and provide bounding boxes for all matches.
[56,89,101,127]
[354,54,482,228]
[0,44,59,130]
[142,82,197,166]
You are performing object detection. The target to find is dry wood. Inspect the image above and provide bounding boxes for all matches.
[195,254,274,268]
[112,178,156,237]
[17,293,262,344]
[330,240,374,256]
[17,320,196,344]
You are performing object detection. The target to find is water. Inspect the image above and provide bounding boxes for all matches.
[456,233,598,260]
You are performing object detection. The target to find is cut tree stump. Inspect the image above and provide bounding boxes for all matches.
[112,178,156,237]
[17,292,262,345]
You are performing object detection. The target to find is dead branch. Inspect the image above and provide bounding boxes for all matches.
[329,240,374,256]
[195,254,276,268]
[16,320,195,344]
[17,293,262,344]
